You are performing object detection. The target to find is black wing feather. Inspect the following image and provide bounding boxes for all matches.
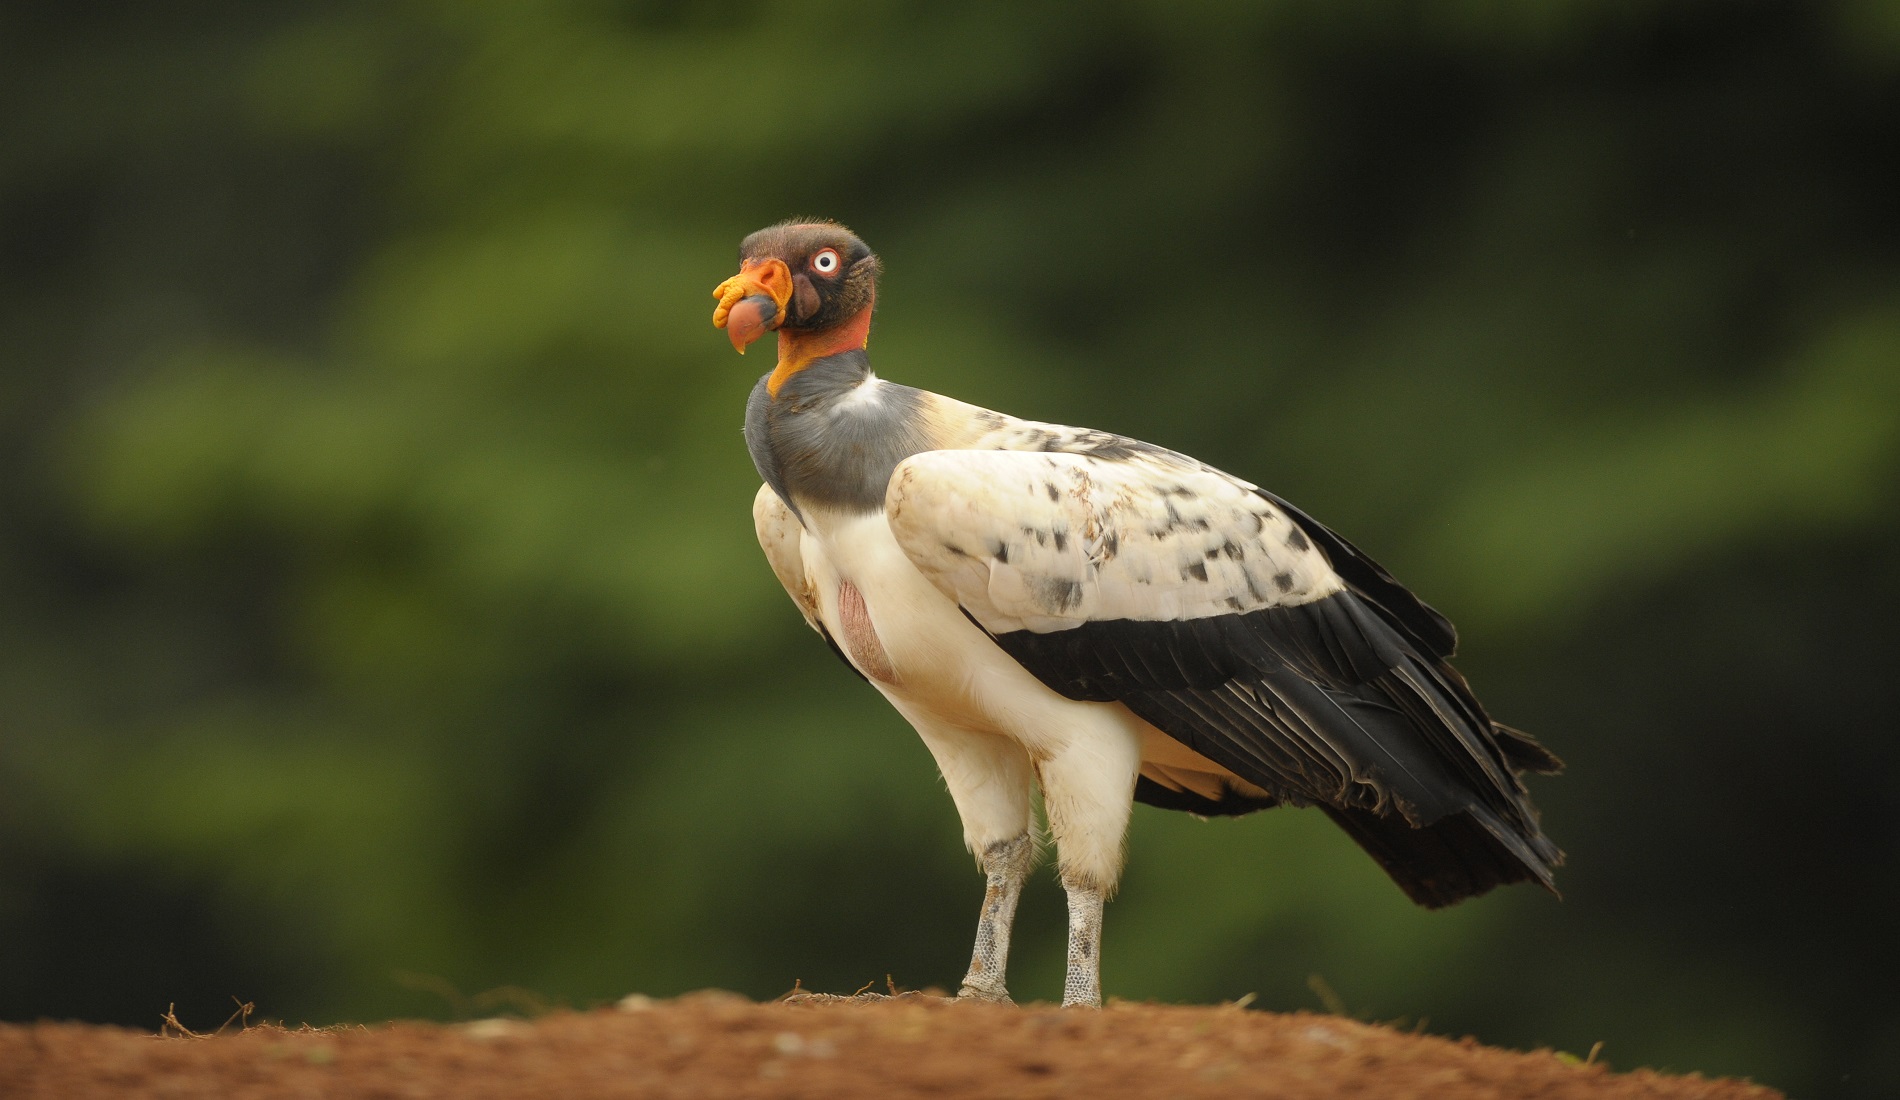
[1251,497,1564,779]
[1256,489,1460,659]
[985,587,1561,906]
[1133,775,1278,817]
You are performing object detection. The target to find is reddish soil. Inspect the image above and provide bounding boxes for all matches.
[0,991,1781,1099]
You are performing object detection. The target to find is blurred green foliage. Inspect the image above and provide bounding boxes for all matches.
[3,1,1897,1096]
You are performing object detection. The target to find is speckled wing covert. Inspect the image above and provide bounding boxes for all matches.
[886,426,1563,908]
[888,447,1344,634]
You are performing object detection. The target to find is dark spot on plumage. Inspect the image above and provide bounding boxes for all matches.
[1205,548,1221,561]
[1225,596,1245,611]
[1287,526,1311,552]
[1273,572,1295,593]
[1190,517,1211,531]
[1035,577,1083,611]
[1163,500,1184,528]
[1072,433,1170,462]
[1171,485,1197,500]
[1039,436,1061,452]
[1046,482,1061,502]
[992,541,1010,564]
[1222,541,1245,560]
[1101,533,1119,560]
[1053,531,1068,552]
[944,542,969,558]
[1183,561,1209,582]
[1242,512,1264,535]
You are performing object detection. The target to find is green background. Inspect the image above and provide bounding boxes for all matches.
[3,2,1897,1097]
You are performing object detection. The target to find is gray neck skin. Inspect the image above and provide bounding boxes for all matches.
[745,349,934,517]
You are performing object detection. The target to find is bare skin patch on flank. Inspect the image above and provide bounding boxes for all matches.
[838,579,898,683]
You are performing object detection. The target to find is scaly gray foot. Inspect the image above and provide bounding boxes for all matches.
[1061,879,1106,1008]
[958,834,1034,1004]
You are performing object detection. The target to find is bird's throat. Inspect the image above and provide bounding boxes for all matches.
[767,303,874,398]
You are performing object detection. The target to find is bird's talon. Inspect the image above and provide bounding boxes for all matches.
[956,983,1014,1005]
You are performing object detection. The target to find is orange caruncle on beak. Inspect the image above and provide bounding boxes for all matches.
[711,257,794,353]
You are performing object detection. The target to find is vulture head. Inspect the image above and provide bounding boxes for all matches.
[712,220,879,355]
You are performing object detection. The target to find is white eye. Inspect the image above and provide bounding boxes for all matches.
[812,249,840,274]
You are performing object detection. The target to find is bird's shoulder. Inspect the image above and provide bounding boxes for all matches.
[755,483,881,683]
[956,408,1190,466]
[753,483,821,628]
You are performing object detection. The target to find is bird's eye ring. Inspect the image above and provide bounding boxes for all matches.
[812,249,840,275]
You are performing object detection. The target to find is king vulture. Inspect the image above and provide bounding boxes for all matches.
[713,220,1562,1008]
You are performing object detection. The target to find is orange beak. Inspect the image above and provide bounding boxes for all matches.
[711,257,794,353]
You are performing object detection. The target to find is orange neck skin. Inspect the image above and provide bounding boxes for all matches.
[767,300,874,398]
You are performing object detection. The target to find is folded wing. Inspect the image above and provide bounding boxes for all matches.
[886,445,1561,907]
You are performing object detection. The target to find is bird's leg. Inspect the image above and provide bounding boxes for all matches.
[957,833,1034,1004]
[1061,875,1107,1008]
[1033,721,1138,1009]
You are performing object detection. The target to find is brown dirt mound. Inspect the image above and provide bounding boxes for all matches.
[0,991,1780,1099]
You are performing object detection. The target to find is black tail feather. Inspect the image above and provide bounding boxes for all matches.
[1493,722,1564,775]
[1322,803,1563,908]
